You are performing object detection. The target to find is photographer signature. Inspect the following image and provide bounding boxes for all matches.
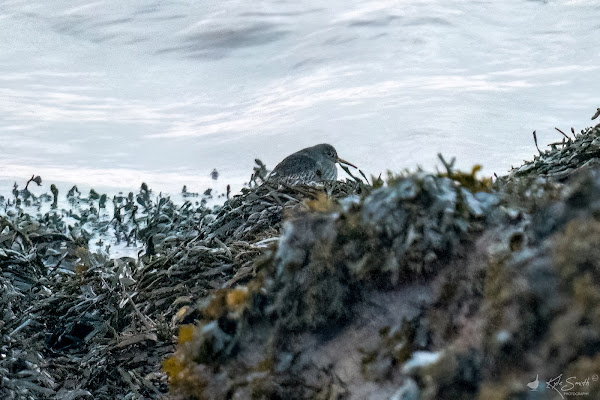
[528,373,598,399]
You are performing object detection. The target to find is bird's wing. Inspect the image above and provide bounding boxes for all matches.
[270,154,318,177]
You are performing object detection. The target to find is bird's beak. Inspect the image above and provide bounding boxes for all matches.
[337,157,357,169]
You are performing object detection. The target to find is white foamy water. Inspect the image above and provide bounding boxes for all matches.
[1,0,599,196]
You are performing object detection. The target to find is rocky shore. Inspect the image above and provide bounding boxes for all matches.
[2,111,600,399]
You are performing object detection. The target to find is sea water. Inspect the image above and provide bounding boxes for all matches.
[1,0,599,197]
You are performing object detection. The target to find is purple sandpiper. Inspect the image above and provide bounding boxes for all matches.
[268,143,357,185]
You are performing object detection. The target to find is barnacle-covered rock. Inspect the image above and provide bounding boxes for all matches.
[165,117,600,400]
[359,172,493,280]
[164,170,497,399]
[407,168,600,399]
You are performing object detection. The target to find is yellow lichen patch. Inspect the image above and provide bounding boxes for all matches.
[371,174,384,189]
[202,287,251,320]
[74,263,89,275]
[305,192,336,212]
[162,353,210,399]
[385,169,413,186]
[177,324,196,345]
[75,246,92,270]
[163,323,219,399]
[440,164,493,193]
[75,246,89,258]
[226,287,249,310]
[162,355,185,382]
[202,290,228,320]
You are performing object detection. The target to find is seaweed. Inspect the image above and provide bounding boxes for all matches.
[3,111,600,399]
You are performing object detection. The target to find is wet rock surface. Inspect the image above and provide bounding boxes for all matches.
[3,121,600,399]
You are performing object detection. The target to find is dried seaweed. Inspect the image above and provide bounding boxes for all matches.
[0,175,366,399]
[510,124,600,181]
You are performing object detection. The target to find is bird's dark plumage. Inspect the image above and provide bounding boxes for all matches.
[268,143,355,185]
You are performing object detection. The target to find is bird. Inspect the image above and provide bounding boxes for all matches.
[267,143,357,185]
[527,375,539,391]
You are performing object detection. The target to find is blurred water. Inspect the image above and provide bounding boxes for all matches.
[1,0,599,196]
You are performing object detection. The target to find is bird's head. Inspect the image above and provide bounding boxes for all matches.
[311,143,338,162]
[312,143,357,168]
